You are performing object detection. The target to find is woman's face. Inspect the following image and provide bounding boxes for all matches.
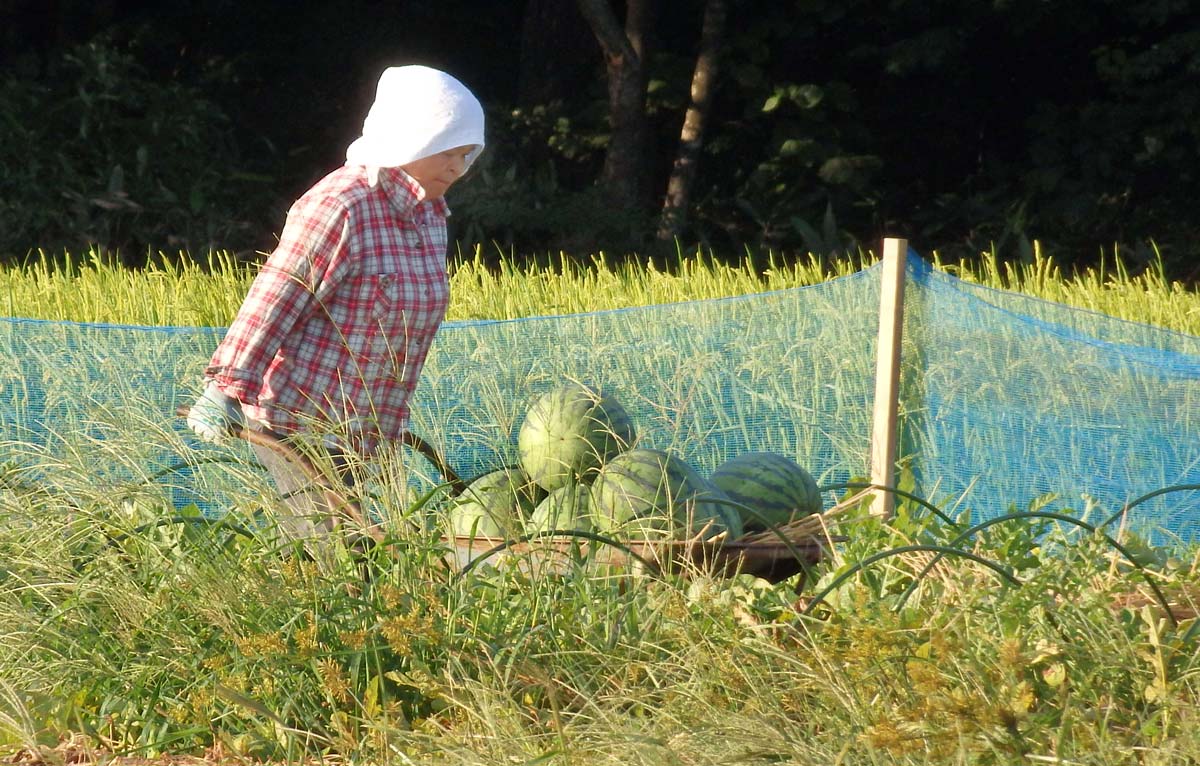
[400,145,475,199]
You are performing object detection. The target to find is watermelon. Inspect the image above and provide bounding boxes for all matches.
[517,381,636,492]
[590,448,739,540]
[710,452,822,532]
[447,466,544,539]
[526,483,594,535]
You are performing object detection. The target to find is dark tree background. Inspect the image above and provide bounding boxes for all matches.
[1,0,1197,276]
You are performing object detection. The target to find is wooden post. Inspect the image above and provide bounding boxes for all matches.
[869,238,907,518]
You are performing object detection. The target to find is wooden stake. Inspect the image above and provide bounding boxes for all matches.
[869,238,907,518]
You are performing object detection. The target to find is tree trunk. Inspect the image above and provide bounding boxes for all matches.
[657,0,726,242]
[576,0,653,211]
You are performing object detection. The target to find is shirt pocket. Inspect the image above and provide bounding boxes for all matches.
[358,270,449,371]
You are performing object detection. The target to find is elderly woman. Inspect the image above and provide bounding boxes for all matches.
[187,65,485,540]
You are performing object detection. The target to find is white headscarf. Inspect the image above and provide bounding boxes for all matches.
[345,65,485,174]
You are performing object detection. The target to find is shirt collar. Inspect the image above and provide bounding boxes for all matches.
[377,166,451,218]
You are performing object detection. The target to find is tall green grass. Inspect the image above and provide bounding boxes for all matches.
[0,250,252,327]
[933,242,1200,337]
[4,242,1200,334]
[3,424,1199,764]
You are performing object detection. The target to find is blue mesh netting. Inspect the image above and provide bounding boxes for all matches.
[2,249,1198,543]
[901,254,1200,540]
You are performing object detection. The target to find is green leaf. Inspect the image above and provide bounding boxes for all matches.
[189,184,206,214]
[1041,662,1066,688]
[214,684,287,726]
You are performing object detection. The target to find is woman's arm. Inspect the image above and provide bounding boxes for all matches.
[205,193,354,404]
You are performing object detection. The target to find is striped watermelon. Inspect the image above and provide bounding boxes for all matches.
[710,452,822,532]
[518,381,636,491]
[526,483,594,535]
[448,466,544,539]
[590,448,740,540]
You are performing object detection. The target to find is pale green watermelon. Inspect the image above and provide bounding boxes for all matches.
[590,448,739,540]
[447,466,544,539]
[517,381,636,492]
[526,483,594,535]
[710,452,822,532]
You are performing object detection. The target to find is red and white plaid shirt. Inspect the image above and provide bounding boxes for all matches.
[205,164,451,451]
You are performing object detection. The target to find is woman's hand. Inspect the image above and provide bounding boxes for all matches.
[187,382,245,443]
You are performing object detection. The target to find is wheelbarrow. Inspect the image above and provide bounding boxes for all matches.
[175,406,851,584]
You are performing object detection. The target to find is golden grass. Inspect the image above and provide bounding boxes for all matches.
[1,242,1197,336]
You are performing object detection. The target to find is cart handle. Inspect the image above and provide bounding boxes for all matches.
[175,405,467,539]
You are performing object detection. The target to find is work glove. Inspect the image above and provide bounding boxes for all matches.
[187,381,245,443]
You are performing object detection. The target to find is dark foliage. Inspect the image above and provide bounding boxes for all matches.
[1,0,1197,275]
